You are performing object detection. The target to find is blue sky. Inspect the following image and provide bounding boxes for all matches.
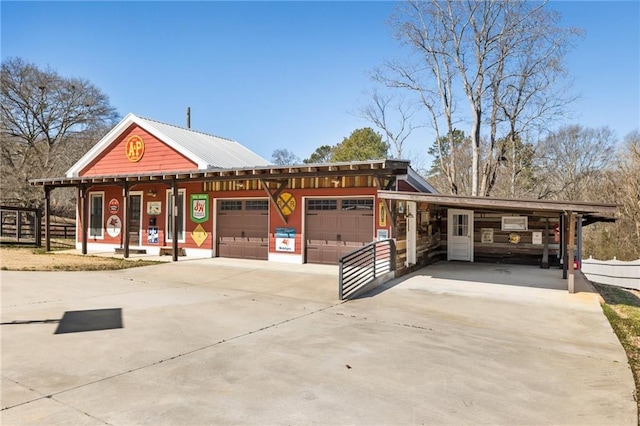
[2,1,639,166]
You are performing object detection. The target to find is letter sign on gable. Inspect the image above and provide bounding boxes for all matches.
[125,135,145,162]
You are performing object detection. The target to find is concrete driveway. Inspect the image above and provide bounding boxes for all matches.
[1,259,635,425]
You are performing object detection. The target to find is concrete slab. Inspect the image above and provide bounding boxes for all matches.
[1,260,635,424]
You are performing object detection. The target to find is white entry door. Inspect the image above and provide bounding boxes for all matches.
[448,209,474,262]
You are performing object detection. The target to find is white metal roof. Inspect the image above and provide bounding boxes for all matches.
[66,113,269,177]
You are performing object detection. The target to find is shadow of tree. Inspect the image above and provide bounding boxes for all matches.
[593,282,640,308]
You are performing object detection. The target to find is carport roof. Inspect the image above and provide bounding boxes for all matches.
[30,160,415,188]
[377,190,617,221]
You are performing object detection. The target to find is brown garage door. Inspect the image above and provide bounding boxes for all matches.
[306,198,374,264]
[217,199,269,260]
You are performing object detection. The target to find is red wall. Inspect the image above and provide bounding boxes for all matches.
[80,125,197,176]
[78,185,389,257]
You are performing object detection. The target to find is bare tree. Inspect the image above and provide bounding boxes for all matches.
[1,57,118,211]
[271,148,300,165]
[535,125,616,201]
[360,90,420,159]
[381,0,578,196]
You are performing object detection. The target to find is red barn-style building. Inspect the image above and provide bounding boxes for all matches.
[31,113,617,293]
[37,113,433,265]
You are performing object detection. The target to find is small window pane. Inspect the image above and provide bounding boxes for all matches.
[221,200,242,211]
[308,199,337,210]
[245,200,269,210]
[342,199,373,211]
[89,194,103,237]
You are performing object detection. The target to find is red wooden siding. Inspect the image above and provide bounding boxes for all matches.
[80,125,197,176]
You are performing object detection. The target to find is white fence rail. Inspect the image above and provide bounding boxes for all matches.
[582,257,640,290]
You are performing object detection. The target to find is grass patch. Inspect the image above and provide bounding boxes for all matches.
[593,283,640,423]
[0,246,162,271]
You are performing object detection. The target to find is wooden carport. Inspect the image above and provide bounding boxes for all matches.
[378,191,617,293]
[29,160,412,262]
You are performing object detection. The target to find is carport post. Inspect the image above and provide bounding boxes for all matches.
[172,180,179,262]
[80,185,88,255]
[577,214,583,268]
[44,186,51,252]
[567,211,575,294]
[541,217,549,269]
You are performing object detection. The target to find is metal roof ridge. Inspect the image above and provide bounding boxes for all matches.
[137,115,237,143]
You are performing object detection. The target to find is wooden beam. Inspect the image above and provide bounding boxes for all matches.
[260,178,289,224]
[172,180,179,262]
[44,187,51,252]
[80,185,88,255]
[541,217,549,269]
[377,190,617,216]
[567,211,575,294]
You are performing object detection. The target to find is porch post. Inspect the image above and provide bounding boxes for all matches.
[123,183,130,258]
[172,180,179,262]
[44,186,51,251]
[567,211,576,294]
[577,214,583,269]
[560,213,567,279]
[80,185,88,255]
[541,217,549,269]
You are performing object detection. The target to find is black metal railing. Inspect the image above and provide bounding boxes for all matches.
[339,239,396,300]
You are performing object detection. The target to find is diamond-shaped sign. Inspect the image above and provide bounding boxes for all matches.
[191,223,208,247]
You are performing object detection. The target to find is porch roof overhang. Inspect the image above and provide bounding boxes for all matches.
[29,160,412,189]
[377,190,617,223]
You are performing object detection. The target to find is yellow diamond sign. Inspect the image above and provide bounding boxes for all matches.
[191,223,208,247]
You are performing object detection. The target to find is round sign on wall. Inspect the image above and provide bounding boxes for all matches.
[276,192,296,216]
[106,215,122,238]
[125,135,145,162]
[108,198,120,214]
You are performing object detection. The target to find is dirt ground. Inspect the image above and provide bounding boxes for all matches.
[0,247,159,271]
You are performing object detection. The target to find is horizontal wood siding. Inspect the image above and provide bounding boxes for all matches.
[80,125,197,176]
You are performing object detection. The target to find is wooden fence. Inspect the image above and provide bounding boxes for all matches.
[1,206,75,246]
[582,257,640,290]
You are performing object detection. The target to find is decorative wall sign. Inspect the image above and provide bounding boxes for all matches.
[377,229,389,241]
[276,192,296,216]
[147,227,159,244]
[108,198,120,214]
[275,227,295,252]
[532,231,543,245]
[106,215,122,237]
[378,202,387,227]
[509,233,521,244]
[191,223,208,247]
[481,228,494,243]
[147,201,161,215]
[124,135,145,162]
[190,194,209,223]
[502,216,528,231]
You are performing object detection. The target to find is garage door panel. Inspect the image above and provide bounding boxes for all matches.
[217,200,268,260]
[306,198,374,265]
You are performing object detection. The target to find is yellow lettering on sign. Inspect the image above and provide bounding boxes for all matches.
[276,192,296,216]
[125,135,145,162]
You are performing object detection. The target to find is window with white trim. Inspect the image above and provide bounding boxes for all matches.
[89,192,104,238]
[166,189,186,242]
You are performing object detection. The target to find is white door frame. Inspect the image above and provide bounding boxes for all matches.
[406,201,417,266]
[447,208,474,262]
